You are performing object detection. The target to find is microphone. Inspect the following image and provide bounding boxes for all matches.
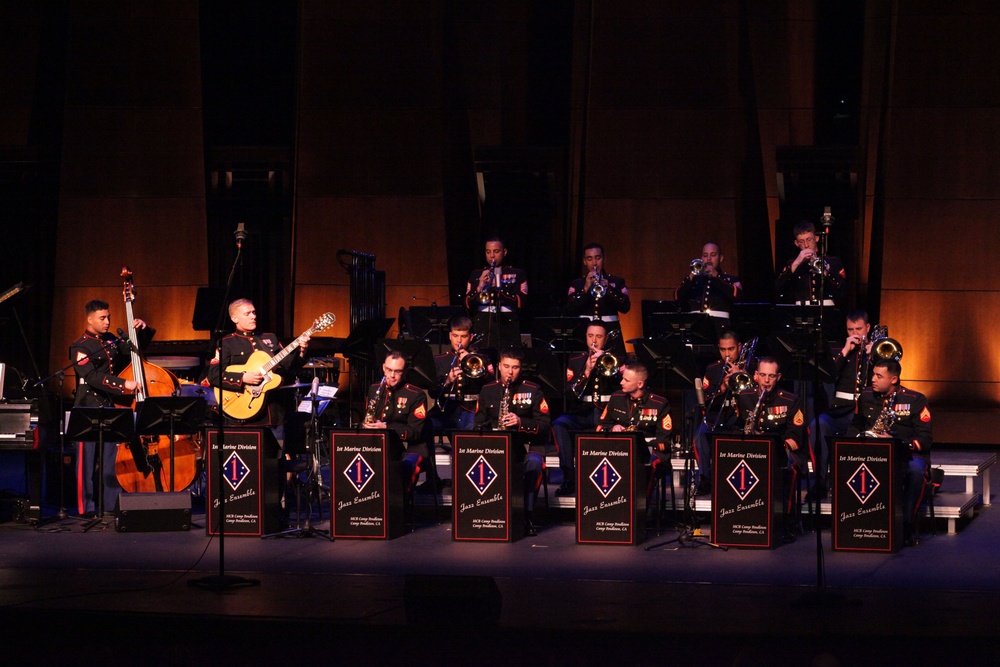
[311,376,320,398]
[234,222,247,249]
[114,328,134,351]
[821,206,834,234]
[694,377,706,409]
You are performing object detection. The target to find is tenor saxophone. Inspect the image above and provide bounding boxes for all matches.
[743,389,765,435]
[364,376,386,425]
[866,390,897,437]
[495,379,511,430]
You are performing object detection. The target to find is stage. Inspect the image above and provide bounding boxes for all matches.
[1,466,998,667]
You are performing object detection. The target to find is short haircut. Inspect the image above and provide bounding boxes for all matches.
[228,298,253,318]
[585,320,608,334]
[384,349,407,366]
[845,310,870,325]
[793,221,816,237]
[756,356,780,372]
[704,242,723,256]
[874,358,901,377]
[583,242,604,256]
[85,299,109,314]
[718,329,741,345]
[485,236,505,249]
[499,346,524,363]
[623,362,648,382]
[449,314,473,332]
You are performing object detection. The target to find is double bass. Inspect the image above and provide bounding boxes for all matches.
[114,267,200,493]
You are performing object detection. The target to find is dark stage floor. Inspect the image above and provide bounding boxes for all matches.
[1,473,998,667]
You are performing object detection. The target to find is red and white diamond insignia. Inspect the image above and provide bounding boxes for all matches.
[589,457,622,498]
[847,463,880,504]
[222,452,251,491]
[343,453,375,493]
[726,459,759,501]
[465,455,498,495]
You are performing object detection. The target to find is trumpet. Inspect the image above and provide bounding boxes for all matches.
[807,255,828,276]
[689,259,706,277]
[475,260,497,306]
[588,270,606,299]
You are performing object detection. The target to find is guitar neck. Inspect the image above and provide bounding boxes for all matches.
[260,332,308,373]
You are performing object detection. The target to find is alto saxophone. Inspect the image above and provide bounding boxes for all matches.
[866,390,897,437]
[364,376,386,425]
[495,379,511,430]
[743,389,765,435]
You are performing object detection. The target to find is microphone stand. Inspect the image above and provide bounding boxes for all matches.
[35,338,135,525]
[264,381,333,540]
[794,208,856,609]
[190,229,259,591]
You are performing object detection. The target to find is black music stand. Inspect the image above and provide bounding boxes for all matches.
[532,316,588,412]
[519,346,563,399]
[768,331,836,386]
[730,302,775,341]
[632,338,719,548]
[340,318,394,426]
[377,338,437,392]
[67,407,134,530]
[135,396,206,492]
[643,312,718,346]
[533,316,590,355]
[404,305,466,350]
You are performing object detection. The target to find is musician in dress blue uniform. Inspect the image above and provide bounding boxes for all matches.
[69,299,149,515]
[848,358,932,546]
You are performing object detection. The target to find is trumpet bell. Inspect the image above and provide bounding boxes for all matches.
[596,353,619,377]
[728,372,755,394]
[461,353,487,378]
[689,259,705,276]
[871,337,903,362]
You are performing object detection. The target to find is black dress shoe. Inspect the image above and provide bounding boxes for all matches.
[805,484,827,502]
[555,481,576,497]
[524,518,538,537]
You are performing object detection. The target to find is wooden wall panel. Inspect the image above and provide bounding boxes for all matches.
[878,4,1000,440]
[296,109,444,197]
[578,1,745,342]
[883,109,1000,200]
[0,5,43,145]
[49,5,206,376]
[881,198,1000,291]
[583,198,737,342]
[295,1,448,343]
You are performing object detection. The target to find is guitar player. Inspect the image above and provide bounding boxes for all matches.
[207,298,310,430]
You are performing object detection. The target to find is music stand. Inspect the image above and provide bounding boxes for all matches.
[532,316,588,412]
[405,305,466,350]
[135,396,206,492]
[632,338,712,546]
[340,318,395,425]
[768,332,836,385]
[377,338,437,392]
[67,407,134,529]
[643,312,718,345]
[519,346,563,399]
[730,302,775,341]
